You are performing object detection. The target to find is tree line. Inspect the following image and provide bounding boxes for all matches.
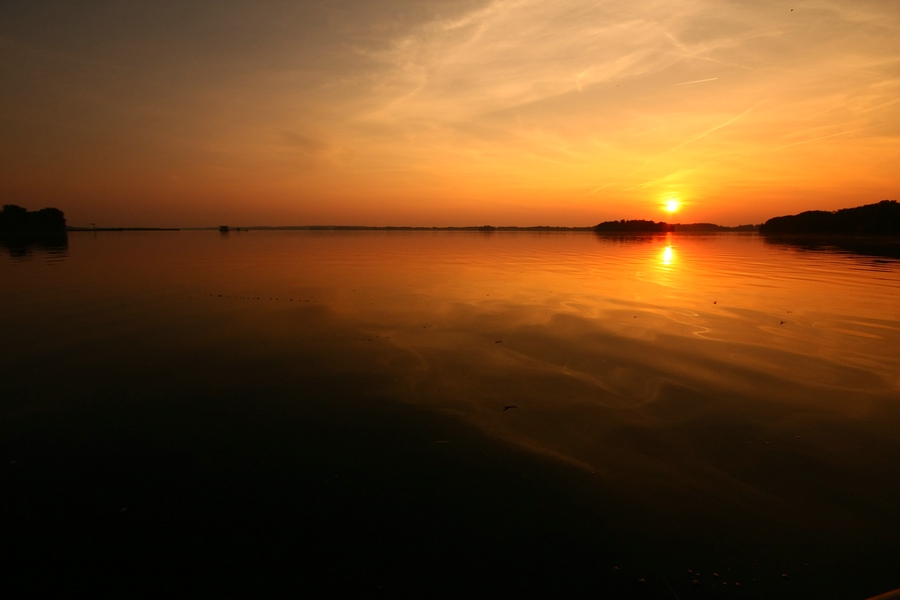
[759,200,900,236]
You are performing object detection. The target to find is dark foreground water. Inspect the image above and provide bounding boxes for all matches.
[2,231,899,598]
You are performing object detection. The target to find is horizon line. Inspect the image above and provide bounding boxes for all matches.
[67,221,761,232]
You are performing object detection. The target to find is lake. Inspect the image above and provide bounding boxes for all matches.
[2,230,899,598]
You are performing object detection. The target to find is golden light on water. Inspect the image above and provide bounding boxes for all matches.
[662,245,674,265]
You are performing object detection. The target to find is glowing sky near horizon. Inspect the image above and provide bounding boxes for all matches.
[1,0,898,227]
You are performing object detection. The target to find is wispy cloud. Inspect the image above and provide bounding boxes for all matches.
[669,77,718,87]
[359,0,686,122]
[3,0,899,225]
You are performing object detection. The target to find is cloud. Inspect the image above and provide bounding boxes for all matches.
[359,0,683,122]
[3,0,898,225]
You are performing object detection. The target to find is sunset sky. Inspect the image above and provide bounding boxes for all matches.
[2,0,898,227]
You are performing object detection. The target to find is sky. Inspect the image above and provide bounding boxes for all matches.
[1,0,898,227]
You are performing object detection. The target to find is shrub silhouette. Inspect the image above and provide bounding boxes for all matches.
[0,204,67,233]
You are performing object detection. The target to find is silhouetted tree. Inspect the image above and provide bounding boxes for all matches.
[0,204,67,233]
[0,204,68,256]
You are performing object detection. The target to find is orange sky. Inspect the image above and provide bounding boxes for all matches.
[1,1,898,227]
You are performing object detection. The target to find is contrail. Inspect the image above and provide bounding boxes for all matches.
[665,101,763,155]
[772,129,861,151]
[669,77,718,87]
[582,184,608,197]
[622,169,692,193]
[620,101,762,192]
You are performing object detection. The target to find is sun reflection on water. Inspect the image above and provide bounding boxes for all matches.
[661,245,674,266]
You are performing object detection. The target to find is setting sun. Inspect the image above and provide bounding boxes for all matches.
[664,199,681,214]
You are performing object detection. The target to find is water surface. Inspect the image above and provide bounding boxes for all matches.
[2,231,899,598]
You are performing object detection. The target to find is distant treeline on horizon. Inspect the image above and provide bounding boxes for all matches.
[594,200,899,236]
[228,225,595,232]
[592,220,757,233]
[4,200,900,236]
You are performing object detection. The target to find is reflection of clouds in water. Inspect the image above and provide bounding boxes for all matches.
[382,302,893,447]
[391,305,891,535]
[372,301,900,540]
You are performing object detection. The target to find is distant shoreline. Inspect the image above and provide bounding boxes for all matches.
[64,197,900,237]
[32,198,900,236]
[62,226,900,239]
[70,225,598,232]
[67,225,758,233]
[67,227,181,232]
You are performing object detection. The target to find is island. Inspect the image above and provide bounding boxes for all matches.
[593,220,757,233]
[673,222,758,233]
[593,219,673,233]
[0,204,67,234]
[0,204,68,253]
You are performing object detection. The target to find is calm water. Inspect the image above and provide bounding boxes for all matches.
[2,231,899,598]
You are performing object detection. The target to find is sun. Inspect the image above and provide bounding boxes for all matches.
[664,199,680,214]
